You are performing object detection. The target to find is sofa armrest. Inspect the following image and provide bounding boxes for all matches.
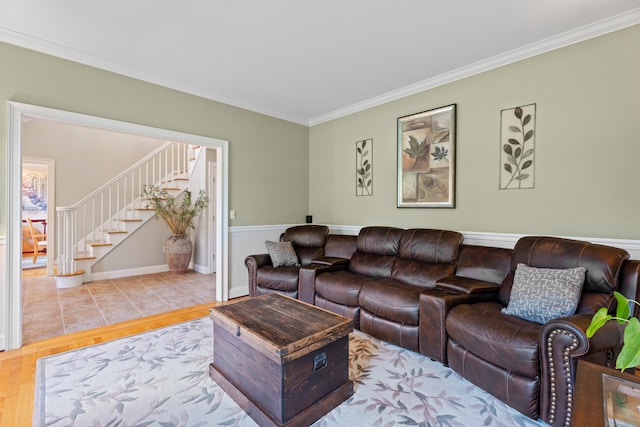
[244,254,272,297]
[435,276,501,295]
[298,262,349,305]
[419,286,499,364]
[539,314,623,426]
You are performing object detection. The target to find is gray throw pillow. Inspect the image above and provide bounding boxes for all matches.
[265,240,299,267]
[501,263,587,324]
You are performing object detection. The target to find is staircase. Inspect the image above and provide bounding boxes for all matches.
[55,142,201,288]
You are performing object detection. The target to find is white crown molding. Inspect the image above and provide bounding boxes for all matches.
[308,7,640,126]
[0,28,309,126]
[0,7,638,128]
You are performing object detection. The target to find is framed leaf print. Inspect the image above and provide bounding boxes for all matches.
[356,138,372,196]
[397,104,456,208]
[500,104,536,189]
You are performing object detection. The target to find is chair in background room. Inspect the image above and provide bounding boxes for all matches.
[26,218,47,263]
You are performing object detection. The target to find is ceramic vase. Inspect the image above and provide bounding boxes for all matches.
[164,234,192,274]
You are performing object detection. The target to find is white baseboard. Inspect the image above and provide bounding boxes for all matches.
[89,264,169,282]
[0,333,5,352]
[192,263,213,274]
[90,262,215,282]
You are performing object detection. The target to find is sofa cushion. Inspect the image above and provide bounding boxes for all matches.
[265,240,299,267]
[388,228,462,287]
[282,225,329,248]
[359,279,423,325]
[392,259,456,288]
[315,270,368,306]
[349,252,397,278]
[502,263,586,324]
[360,310,419,351]
[454,244,512,284]
[256,265,299,292]
[398,228,463,263]
[499,236,629,305]
[356,226,403,255]
[282,225,329,265]
[447,339,540,419]
[348,227,403,278]
[323,234,357,259]
[446,301,542,377]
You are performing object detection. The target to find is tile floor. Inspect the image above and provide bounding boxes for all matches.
[22,269,216,345]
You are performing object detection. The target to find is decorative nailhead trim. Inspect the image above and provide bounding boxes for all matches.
[546,329,579,427]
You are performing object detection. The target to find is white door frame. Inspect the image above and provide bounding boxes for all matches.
[208,160,217,274]
[5,101,229,350]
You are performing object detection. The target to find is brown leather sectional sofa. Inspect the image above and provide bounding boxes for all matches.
[245,225,640,427]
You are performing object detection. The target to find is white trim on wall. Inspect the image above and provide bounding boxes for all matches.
[90,264,170,282]
[328,225,640,259]
[0,235,6,351]
[228,224,640,299]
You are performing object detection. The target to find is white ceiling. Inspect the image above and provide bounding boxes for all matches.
[1,1,639,125]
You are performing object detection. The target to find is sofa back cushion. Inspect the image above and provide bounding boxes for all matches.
[455,245,512,284]
[392,229,463,287]
[499,236,629,307]
[282,225,329,265]
[349,227,403,278]
[324,234,357,259]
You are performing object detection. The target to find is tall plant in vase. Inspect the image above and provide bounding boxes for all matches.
[141,185,208,274]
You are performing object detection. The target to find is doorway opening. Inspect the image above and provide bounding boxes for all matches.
[6,101,229,351]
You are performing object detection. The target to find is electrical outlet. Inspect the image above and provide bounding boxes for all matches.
[229,210,236,219]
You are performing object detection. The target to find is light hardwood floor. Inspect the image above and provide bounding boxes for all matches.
[0,302,236,427]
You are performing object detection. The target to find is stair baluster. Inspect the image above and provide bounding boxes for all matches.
[54,141,199,286]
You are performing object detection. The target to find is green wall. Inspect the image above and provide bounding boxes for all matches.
[2,25,639,241]
[309,25,640,240]
[0,41,310,233]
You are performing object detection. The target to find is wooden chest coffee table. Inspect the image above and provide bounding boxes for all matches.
[209,293,353,427]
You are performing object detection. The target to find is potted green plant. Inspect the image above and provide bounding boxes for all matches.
[587,291,640,371]
[141,185,208,274]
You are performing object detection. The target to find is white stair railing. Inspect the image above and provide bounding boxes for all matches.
[56,207,76,275]
[55,141,194,276]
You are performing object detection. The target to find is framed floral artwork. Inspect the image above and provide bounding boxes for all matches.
[397,104,456,208]
[500,103,536,189]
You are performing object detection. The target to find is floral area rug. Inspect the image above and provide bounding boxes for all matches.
[34,317,550,427]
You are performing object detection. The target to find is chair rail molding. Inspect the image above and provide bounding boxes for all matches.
[229,225,640,300]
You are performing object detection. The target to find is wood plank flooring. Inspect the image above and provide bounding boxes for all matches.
[0,301,240,427]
